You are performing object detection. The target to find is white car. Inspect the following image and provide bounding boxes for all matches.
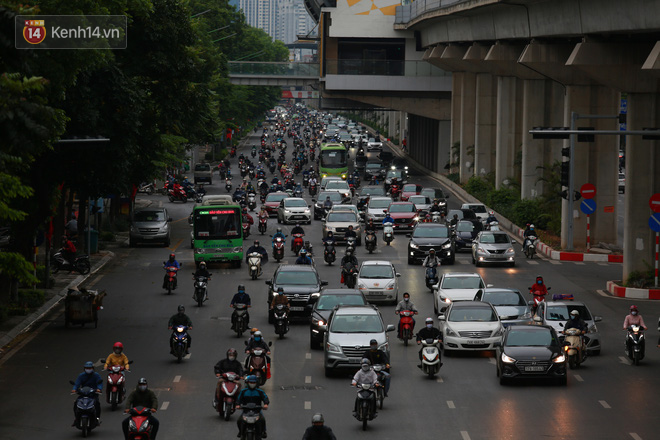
[461,203,489,224]
[365,197,393,225]
[277,197,312,224]
[434,272,487,314]
[329,204,360,218]
[357,260,401,305]
[324,180,352,199]
[323,210,361,243]
[320,176,343,190]
[367,138,383,151]
[439,301,504,354]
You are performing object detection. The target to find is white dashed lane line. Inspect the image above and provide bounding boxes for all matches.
[160,402,169,411]
[526,260,539,265]
[305,353,312,360]
[549,260,561,265]
[305,376,312,384]
[599,400,611,409]
[573,375,584,382]
[173,375,181,383]
[460,431,472,440]
[630,433,643,440]
[304,401,312,410]
[447,401,455,409]
[436,377,443,383]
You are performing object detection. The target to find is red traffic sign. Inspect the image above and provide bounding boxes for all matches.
[580,183,596,199]
[650,193,660,213]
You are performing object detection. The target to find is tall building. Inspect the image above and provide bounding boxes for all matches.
[239,0,314,45]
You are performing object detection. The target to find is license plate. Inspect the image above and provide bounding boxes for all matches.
[524,366,545,372]
[348,358,361,363]
[369,291,383,296]
[290,307,304,311]
[465,339,485,345]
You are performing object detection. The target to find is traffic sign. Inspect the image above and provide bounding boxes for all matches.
[580,183,596,199]
[650,213,660,232]
[580,199,596,215]
[650,193,660,213]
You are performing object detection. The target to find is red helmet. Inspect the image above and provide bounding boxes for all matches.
[113,342,123,351]
[630,305,638,312]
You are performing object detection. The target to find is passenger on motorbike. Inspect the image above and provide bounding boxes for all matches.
[416,318,443,368]
[168,305,193,353]
[395,292,418,334]
[162,253,180,290]
[362,339,391,396]
[235,375,270,438]
[351,359,379,415]
[71,361,103,425]
[623,305,647,330]
[104,342,130,371]
[302,413,337,440]
[422,249,442,279]
[122,378,159,440]
[523,224,536,249]
[295,249,313,265]
[231,285,252,330]
[62,235,77,265]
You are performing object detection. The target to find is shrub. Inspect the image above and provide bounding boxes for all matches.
[625,268,654,288]
[17,289,45,309]
[0,306,8,324]
[464,176,493,202]
[100,231,115,242]
[447,173,460,183]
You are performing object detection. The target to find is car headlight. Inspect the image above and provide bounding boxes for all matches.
[311,292,320,298]
[501,353,516,364]
[409,243,419,249]
[553,354,566,363]
[285,209,291,214]
[441,242,452,249]
[315,319,325,326]
[232,247,243,253]
[305,209,310,214]
[159,224,169,232]
[478,247,486,253]
[413,217,420,222]
[385,281,395,291]
[326,342,342,353]
[378,342,388,352]
[194,248,203,254]
[444,326,457,337]
[441,297,451,304]
[492,327,504,337]
[588,324,598,334]
[357,282,367,290]
[438,201,446,206]
[506,247,514,254]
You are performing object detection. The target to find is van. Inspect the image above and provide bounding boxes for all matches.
[193,163,213,184]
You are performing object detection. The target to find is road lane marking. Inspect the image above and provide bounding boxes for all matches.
[184,353,191,360]
[160,402,169,410]
[526,260,539,265]
[596,290,609,297]
[305,376,312,384]
[488,358,496,365]
[460,431,471,440]
[172,216,189,224]
[304,401,311,410]
[86,274,104,288]
[630,433,643,440]
[619,356,630,364]
[574,375,584,382]
[574,262,586,265]
[140,262,150,267]
[598,263,608,266]
[436,377,443,383]
[305,352,312,359]
[173,375,181,383]
[447,400,455,409]
[549,260,561,265]
[169,238,184,251]
[599,400,611,409]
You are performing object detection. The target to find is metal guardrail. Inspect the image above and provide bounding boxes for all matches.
[228,62,319,77]
[325,59,449,77]
[395,0,465,25]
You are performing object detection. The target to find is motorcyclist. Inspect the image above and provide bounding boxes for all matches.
[244,331,271,378]
[192,261,211,301]
[422,248,442,279]
[122,378,159,440]
[162,253,180,290]
[270,287,290,313]
[395,292,418,334]
[104,342,130,371]
[523,223,536,249]
[323,196,333,211]
[71,361,103,426]
[271,227,287,248]
[486,210,497,225]
[564,310,588,351]
[322,231,336,246]
[623,305,647,330]
[246,240,269,265]
[530,275,548,297]
[65,214,78,239]
[429,200,443,215]
[364,218,378,245]
[351,359,379,416]
[233,187,247,203]
[236,375,269,438]
[230,285,252,330]
[242,206,254,228]
[214,348,244,407]
[362,339,391,397]
[295,248,313,265]
[416,317,443,368]
[168,305,193,354]
[450,214,460,227]
[62,234,77,265]
[302,413,337,440]
[291,222,305,237]
[382,212,395,226]
[344,225,357,242]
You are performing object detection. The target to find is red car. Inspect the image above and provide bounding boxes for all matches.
[400,184,422,201]
[263,192,288,217]
[387,202,419,230]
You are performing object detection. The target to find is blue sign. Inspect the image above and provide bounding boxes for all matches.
[580,199,596,215]
[649,213,660,233]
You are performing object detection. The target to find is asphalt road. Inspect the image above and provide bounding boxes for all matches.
[0,127,659,440]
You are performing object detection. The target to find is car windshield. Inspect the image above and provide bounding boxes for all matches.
[386,170,403,179]
[327,213,356,222]
[285,199,307,208]
[369,199,392,209]
[319,192,342,202]
[359,265,394,279]
[389,204,414,213]
[483,291,526,306]
[266,194,287,203]
[316,294,366,310]
[457,222,474,232]
[409,196,429,205]
[368,138,376,143]
[546,305,593,321]
[441,276,484,289]
[448,210,463,219]
[448,307,497,322]
[466,205,487,213]
[505,329,557,347]
[413,226,449,238]
[366,163,382,169]
[275,271,319,286]
[361,188,386,196]
[195,164,210,171]
[479,233,510,244]
[330,314,383,333]
[134,211,166,222]
[422,189,443,199]
[194,208,241,240]
[326,181,349,190]
[403,184,417,192]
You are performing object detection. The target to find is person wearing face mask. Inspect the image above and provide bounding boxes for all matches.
[530,276,548,300]
[168,305,193,354]
[214,348,244,408]
[104,342,130,371]
[416,318,443,368]
[71,361,103,426]
[351,359,379,416]
[395,292,418,335]
[122,378,159,440]
[302,413,337,440]
[362,339,391,397]
[244,331,272,378]
[623,305,647,331]
[236,375,270,438]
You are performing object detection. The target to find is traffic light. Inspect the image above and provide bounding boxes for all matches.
[561,146,570,158]
[560,161,570,187]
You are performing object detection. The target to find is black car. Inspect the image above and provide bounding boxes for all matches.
[378,151,393,167]
[364,161,386,180]
[421,187,449,215]
[454,220,483,251]
[307,288,368,349]
[496,325,567,386]
[407,223,455,265]
[313,191,345,220]
[448,208,481,229]
[391,157,409,171]
[265,265,328,322]
[354,155,367,173]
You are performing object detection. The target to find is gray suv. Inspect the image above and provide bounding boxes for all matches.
[321,305,394,377]
[129,208,172,247]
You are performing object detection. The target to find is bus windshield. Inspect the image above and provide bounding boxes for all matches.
[320,149,347,168]
[194,208,241,240]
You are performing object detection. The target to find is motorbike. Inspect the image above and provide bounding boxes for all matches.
[398,310,416,346]
[342,263,358,289]
[293,187,303,198]
[193,275,210,307]
[137,182,155,195]
[70,384,100,437]
[215,372,241,421]
[431,213,443,223]
[291,233,304,255]
[563,328,587,369]
[230,147,236,157]
[170,325,189,363]
[524,235,537,259]
[425,266,439,291]
[419,338,442,378]
[247,192,257,211]
[245,345,271,386]
[233,303,249,337]
[126,406,154,439]
[383,222,394,245]
[225,180,233,193]
[258,217,268,234]
[323,242,336,265]
[625,325,645,366]
[309,183,318,196]
[389,184,400,201]
[528,286,550,315]
[372,364,387,409]
[247,252,262,280]
[273,303,289,339]
[168,186,187,203]
[346,236,357,253]
[242,222,251,239]
[249,169,256,180]
[105,361,133,410]
[163,265,179,295]
[237,403,265,440]
[272,236,285,262]
[51,250,91,275]
[365,232,377,254]
[353,382,378,431]
[269,163,276,174]
[251,149,257,158]
[302,175,310,187]
[486,221,501,231]
[182,184,197,200]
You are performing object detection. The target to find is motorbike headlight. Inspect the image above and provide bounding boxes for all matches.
[409,243,419,249]
[441,242,452,249]
[326,342,342,353]
[553,354,566,363]
[501,353,516,364]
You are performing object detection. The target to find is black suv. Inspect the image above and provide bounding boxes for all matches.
[307,288,368,350]
[266,265,328,322]
[407,223,455,265]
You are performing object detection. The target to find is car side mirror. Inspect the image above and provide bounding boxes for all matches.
[168,217,173,222]
[438,314,446,321]
[265,281,272,285]
[268,341,272,347]
[396,273,401,277]
[386,324,395,332]
[321,281,329,286]
[594,316,602,322]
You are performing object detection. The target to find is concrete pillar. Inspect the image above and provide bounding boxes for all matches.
[495,76,520,188]
[623,93,660,281]
[438,120,451,173]
[474,73,497,177]
[521,80,547,199]
[459,72,476,183]
[451,72,463,176]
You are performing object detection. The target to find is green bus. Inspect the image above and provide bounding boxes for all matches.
[192,199,244,267]
[318,142,348,179]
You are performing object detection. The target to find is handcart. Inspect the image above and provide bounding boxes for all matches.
[64,288,106,328]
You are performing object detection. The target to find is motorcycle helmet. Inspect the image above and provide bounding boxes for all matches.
[530,224,535,230]
[246,375,258,389]
[300,249,308,257]
[277,287,284,295]
[253,331,262,342]
[535,276,543,285]
[227,348,238,361]
[169,253,176,262]
[425,317,433,324]
[346,248,353,256]
[429,248,436,255]
[254,240,260,247]
[369,339,378,350]
[113,342,124,354]
[277,227,282,233]
[178,305,185,313]
[570,310,579,318]
[296,223,301,228]
[199,261,206,269]
[138,377,147,385]
[238,284,246,294]
[250,328,259,335]
[84,361,94,369]
[630,305,638,314]
[360,358,371,372]
[312,413,324,425]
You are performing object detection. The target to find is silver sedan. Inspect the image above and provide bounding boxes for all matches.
[471,231,516,267]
